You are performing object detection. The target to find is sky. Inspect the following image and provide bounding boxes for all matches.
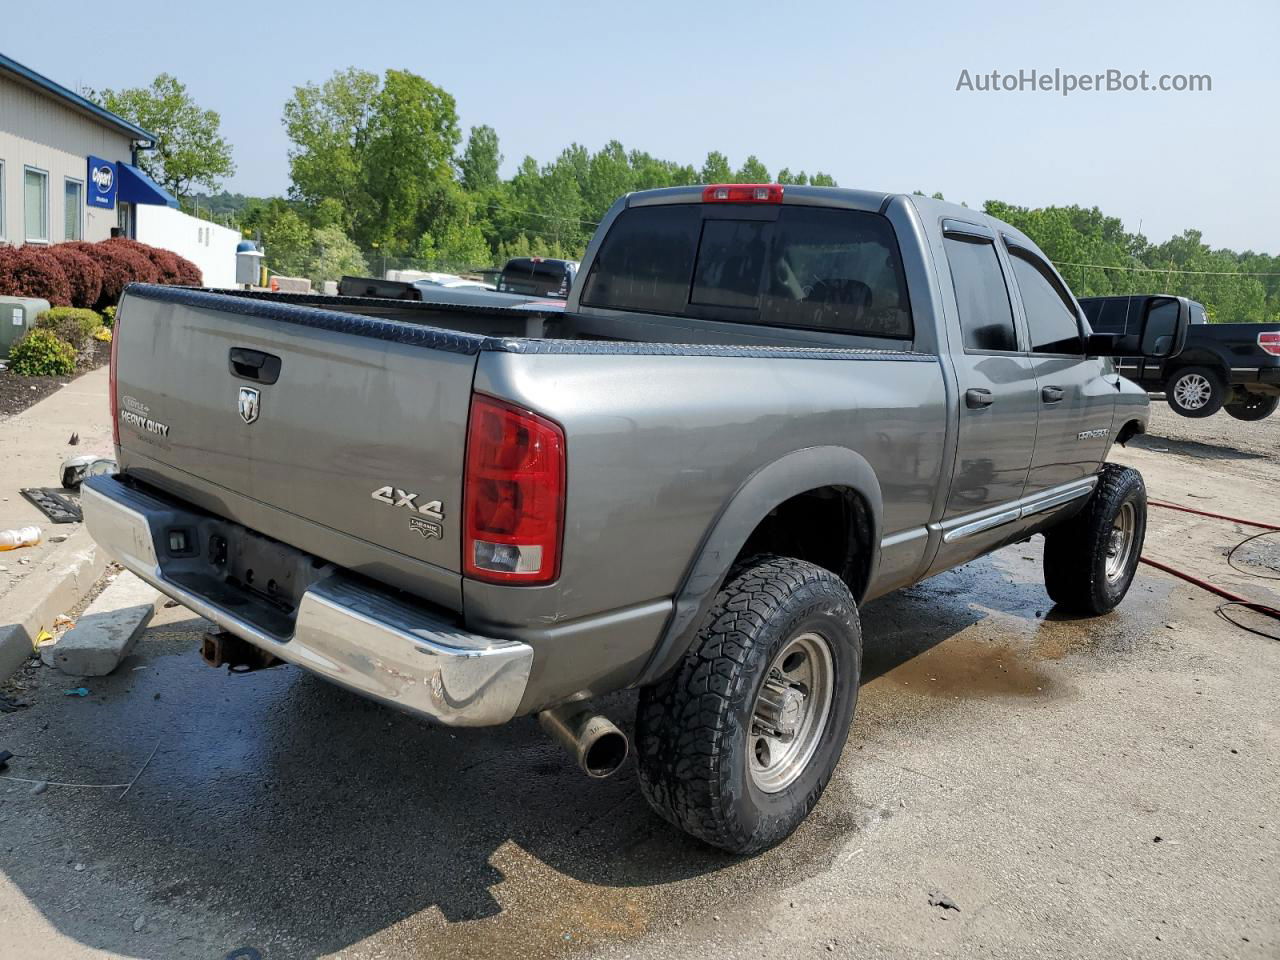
[10,0,1277,253]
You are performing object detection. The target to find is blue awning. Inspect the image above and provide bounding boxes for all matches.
[117,162,178,208]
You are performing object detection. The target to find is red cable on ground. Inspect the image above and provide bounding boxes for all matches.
[1140,500,1280,633]
[1148,498,1280,531]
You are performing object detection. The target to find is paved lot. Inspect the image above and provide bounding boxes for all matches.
[1,404,1277,960]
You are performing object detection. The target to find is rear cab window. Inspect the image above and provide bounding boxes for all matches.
[580,203,913,340]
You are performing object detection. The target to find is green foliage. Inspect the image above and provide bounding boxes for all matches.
[36,307,103,365]
[283,67,460,254]
[8,328,77,377]
[306,224,368,287]
[459,125,502,192]
[735,155,770,183]
[97,74,235,198]
[102,305,117,329]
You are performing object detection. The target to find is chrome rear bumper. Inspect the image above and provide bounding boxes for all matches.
[81,475,533,726]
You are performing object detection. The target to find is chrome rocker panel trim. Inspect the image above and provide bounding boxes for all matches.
[80,475,533,727]
[941,476,1099,544]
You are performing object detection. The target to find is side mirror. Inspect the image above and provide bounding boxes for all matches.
[1085,296,1190,359]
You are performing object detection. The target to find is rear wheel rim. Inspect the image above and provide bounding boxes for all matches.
[1105,500,1137,582]
[1174,374,1212,410]
[748,631,835,794]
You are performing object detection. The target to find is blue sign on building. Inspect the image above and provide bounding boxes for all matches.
[87,156,117,210]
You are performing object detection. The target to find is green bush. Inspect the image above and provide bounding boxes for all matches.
[36,306,103,366]
[102,305,117,329]
[8,328,77,377]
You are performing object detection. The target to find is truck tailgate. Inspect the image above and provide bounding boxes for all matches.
[112,288,477,609]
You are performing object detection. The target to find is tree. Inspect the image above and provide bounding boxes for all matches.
[734,155,770,183]
[810,172,838,187]
[241,199,312,278]
[283,67,379,236]
[700,151,732,183]
[283,67,460,254]
[98,74,235,198]
[459,125,502,192]
[305,224,367,287]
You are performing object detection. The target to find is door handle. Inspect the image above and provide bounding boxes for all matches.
[1041,386,1065,403]
[965,388,994,409]
[229,348,282,385]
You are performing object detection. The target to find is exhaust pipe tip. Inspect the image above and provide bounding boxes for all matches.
[539,704,630,779]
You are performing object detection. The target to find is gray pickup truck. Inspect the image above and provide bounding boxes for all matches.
[83,185,1186,854]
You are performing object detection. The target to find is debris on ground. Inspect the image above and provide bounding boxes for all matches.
[0,749,12,770]
[30,781,47,795]
[0,696,26,713]
[928,888,961,912]
[133,915,146,932]
[62,687,89,697]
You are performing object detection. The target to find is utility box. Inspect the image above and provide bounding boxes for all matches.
[235,244,264,287]
[0,296,50,358]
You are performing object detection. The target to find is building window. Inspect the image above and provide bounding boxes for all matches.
[24,167,49,243]
[64,178,84,242]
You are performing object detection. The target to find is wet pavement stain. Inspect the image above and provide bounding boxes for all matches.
[871,635,1057,700]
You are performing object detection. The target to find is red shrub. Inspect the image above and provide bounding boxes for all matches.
[70,241,159,309]
[171,253,203,286]
[47,245,104,309]
[0,244,72,305]
[104,237,200,285]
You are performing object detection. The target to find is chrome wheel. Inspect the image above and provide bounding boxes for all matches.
[1173,373,1213,410]
[748,631,835,793]
[1105,500,1137,582]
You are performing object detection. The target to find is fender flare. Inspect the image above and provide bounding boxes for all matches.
[635,445,884,686]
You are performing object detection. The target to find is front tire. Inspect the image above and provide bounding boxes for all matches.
[635,555,861,855]
[1043,464,1147,615]
[1165,366,1226,418]
[1225,392,1279,422]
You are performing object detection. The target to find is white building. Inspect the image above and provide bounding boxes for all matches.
[136,204,241,288]
[0,52,177,246]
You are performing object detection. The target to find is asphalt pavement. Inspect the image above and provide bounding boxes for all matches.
[0,404,1277,960]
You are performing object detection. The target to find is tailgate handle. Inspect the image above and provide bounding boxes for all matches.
[229,348,282,385]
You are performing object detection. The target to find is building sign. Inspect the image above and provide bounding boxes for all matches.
[87,156,117,210]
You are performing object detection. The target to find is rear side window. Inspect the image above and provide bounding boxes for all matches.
[580,205,701,315]
[1007,248,1083,354]
[943,235,1017,352]
[580,205,913,339]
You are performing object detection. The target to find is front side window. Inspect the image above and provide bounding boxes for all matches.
[943,234,1017,352]
[581,204,913,339]
[24,167,49,242]
[1007,246,1083,354]
[64,178,83,241]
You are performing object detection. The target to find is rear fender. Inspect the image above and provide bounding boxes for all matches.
[635,445,883,686]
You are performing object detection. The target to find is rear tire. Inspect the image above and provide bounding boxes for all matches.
[635,555,861,855]
[1225,393,1279,422]
[1043,464,1147,615]
[1165,366,1226,418]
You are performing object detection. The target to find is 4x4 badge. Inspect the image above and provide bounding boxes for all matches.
[238,387,260,424]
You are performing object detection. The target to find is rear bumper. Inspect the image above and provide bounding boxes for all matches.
[81,475,533,727]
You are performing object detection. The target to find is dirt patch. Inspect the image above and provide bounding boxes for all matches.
[0,340,107,418]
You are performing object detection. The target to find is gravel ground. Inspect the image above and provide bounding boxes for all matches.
[0,404,1276,960]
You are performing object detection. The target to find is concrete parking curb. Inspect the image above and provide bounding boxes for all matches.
[0,527,108,681]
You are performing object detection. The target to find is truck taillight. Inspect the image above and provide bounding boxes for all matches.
[463,394,565,584]
[1259,332,1280,357]
[702,183,784,204]
[109,310,121,449]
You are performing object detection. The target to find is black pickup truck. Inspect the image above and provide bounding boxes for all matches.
[1080,295,1280,420]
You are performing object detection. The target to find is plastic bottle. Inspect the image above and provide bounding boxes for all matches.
[0,526,42,551]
